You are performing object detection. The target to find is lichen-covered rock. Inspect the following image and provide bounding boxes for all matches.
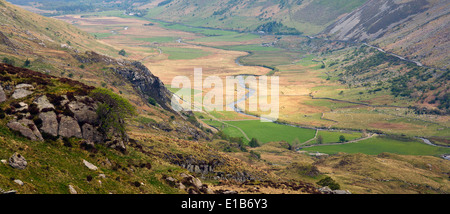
[9,152,27,169]
[11,84,34,99]
[7,119,44,141]
[58,116,82,138]
[0,85,6,103]
[39,111,58,137]
[81,123,103,143]
[68,101,98,124]
[33,95,55,111]
[11,88,33,99]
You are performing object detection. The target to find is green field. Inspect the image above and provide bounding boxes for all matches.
[224,120,316,144]
[191,33,259,43]
[160,47,211,60]
[302,136,450,156]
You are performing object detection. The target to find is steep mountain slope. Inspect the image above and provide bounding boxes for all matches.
[142,0,368,35]
[322,0,450,70]
[0,63,311,194]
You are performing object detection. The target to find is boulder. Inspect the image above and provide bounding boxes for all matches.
[58,116,82,138]
[83,159,98,171]
[0,85,6,103]
[81,123,103,143]
[68,185,77,194]
[33,95,55,111]
[7,119,44,141]
[11,84,34,99]
[13,179,24,186]
[39,111,58,137]
[11,88,33,99]
[68,101,98,124]
[9,153,27,169]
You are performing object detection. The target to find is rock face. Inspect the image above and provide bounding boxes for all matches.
[111,61,173,111]
[74,51,173,111]
[9,153,27,169]
[58,116,82,138]
[0,85,6,103]
[7,119,44,141]
[39,111,58,137]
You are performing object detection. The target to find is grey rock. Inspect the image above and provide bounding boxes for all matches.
[222,190,238,194]
[68,101,98,124]
[7,119,44,141]
[58,116,82,138]
[9,152,27,169]
[33,95,55,111]
[15,102,28,111]
[0,85,6,103]
[60,95,69,106]
[2,190,17,194]
[11,88,33,99]
[15,84,34,90]
[83,159,98,171]
[81,123,103,143]
[39,111,58,137]
[333,190,352,194]
[68,185,77,194]
[13,179,24,186]
[319,186,351,194]
[108,140,126,152]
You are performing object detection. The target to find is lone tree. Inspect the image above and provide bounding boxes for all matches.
[90,88,136,141]
[339,135,346,143]
[249,138,261,148]
[317,135,323,144]
[118,49,127,56]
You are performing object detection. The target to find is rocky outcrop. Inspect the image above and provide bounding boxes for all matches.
[323,0,429,42]
[74,51,173,111]
[9,152,27,169]
[164,173,214,194]
[319,186,351,194]
[111,61,173,111]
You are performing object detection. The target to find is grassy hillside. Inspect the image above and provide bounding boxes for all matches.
[142,0,368,35]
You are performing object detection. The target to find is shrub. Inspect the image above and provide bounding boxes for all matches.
[118,49,126,56]
[249,138,260,148]
[148,97,157,106]
[317,176,340,190]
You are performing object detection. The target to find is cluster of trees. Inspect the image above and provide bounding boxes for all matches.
[255,21,302,35]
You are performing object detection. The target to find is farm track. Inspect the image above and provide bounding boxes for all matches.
[299,133,378,149]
